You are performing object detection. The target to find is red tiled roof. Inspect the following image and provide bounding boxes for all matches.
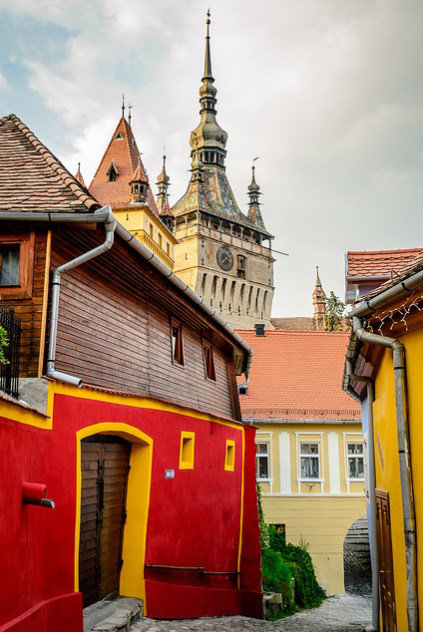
[89,117,158,214]
[0,114,99,213]
[271,317,315,331]
[362,249,423,301]
[347,249,421,279]
[237,330,360,420]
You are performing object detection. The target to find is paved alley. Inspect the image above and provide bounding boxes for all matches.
[131,595,371,631]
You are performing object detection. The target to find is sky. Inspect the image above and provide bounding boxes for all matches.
[0,0,422,317]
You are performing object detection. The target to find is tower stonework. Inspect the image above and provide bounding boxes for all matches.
[172,13,275,329]
[313,266,327,331]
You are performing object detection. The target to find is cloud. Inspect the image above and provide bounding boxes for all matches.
[1,0,423,316]
[0,68,9,90]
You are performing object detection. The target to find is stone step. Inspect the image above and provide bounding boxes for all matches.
[84,597,143,632]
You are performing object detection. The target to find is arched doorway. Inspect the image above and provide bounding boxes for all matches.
[79,434,131,606]
[343,515,371,596]
[75,423,153,608]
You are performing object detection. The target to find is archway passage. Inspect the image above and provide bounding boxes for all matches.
[79,434,131,607]
[343,515,372,596]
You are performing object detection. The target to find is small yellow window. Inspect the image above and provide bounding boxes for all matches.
[225,439,236,471]
[179,432,195,470]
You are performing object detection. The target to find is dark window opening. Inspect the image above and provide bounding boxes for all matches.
[171,320,184,366]
[115,132,124,140]
[237,255,246,279]
[202,341,216,381]
[0,244,20,287]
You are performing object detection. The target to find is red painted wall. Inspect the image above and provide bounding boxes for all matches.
[0,393,262,631]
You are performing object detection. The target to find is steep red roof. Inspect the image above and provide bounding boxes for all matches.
[347,249,421,279]
[89,117,158,214]
[0,114,99,213]
[238,330,360,420]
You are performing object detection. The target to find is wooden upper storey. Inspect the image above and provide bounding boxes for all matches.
[0,114,247,421]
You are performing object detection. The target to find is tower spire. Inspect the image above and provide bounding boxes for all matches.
[312,267,326,331]
[121,94,125,119]
[189,10,228,168]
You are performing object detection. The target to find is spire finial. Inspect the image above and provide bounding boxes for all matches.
[77,161,81,172]
[121,94,125,118]
[203,9,212,79]
[128,103,132,127]
[315,265,322,287]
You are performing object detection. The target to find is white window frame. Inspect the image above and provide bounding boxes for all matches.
[255,432,273,492]
[346,441,365,482]
[300,442,321,480]
[342,432,364,493]
[295,432,324,493]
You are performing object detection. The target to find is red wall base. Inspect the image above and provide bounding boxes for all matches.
[145,579,263,619]
[0,593,82,632]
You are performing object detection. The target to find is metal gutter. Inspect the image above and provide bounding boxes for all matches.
[47,208,117,386]
[114,223,253,376]
[345,362,378,632]
[0,207,252,382]
[344,291,419,631]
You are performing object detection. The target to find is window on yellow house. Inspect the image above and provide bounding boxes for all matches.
[347,443,364,479]
[158,233,163,249]
[256,443,269,480]
[300,443,320,479]
[179,432,195,469]
[149,223,153,237]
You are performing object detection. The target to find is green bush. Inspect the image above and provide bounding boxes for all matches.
[269,527,325,609]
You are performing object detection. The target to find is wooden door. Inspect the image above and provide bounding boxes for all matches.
[375,490,397,632]
[79,435,131,607]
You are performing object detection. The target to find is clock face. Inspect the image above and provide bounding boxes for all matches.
[216,246,233,271]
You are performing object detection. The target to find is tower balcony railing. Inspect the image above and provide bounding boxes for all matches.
[0,304,21,399]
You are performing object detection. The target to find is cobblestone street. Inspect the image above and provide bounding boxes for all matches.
[131,595,371,631]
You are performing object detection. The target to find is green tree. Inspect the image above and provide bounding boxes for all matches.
[324,292,346,332]
[0,325,8,365]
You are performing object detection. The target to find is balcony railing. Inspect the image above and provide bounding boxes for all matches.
[0,305,21,399]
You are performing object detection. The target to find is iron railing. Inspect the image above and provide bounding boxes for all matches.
[0,304,21,399]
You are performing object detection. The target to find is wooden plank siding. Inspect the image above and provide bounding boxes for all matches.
[49,228,237,419]
[0,229,48,378]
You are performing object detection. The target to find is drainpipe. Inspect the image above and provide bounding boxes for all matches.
[345,361,378,632]
[46,207,116,387]
[351,316,417,632]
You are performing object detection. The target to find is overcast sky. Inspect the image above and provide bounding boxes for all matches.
[0,0,422,317]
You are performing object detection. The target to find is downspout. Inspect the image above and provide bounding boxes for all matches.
[351,316,417,632]
[46,207,116,387]
[345,361,378,632]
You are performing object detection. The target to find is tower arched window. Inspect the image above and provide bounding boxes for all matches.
[201,273,207,296]
[263,291,268,315]
[237,255,246,279]
[240,283,245,310]
[212,275,218,299]
[230,280,236,305]
[221,278,227,304]
[255,288,260,314]
[247,286,253,314]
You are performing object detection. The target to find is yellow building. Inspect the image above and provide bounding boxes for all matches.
[238,327,366,596]
[344,250,423,632]
[86,112,178,270]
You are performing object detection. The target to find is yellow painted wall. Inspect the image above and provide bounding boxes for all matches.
[114,206,176,270]
[262,495,366,595]
[373,327,423,631]
[256,422,366,595]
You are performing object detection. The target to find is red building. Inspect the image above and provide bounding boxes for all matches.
[0,113,262,631]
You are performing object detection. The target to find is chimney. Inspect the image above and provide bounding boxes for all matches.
[255,323,265,336]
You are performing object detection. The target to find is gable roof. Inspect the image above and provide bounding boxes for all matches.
[89,117,158,214]
[0,114,99,213]
[346,249,421,281]
[237,329,360,421]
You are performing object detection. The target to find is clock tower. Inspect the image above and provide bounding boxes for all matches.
[172,12,275,329]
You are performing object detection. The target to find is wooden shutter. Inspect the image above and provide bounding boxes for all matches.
[375,490,397,632]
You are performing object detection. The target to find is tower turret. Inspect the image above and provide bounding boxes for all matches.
[156,154,174,232]
[247,163,267,231]
[129,162,148,204]
[313,266,327,331]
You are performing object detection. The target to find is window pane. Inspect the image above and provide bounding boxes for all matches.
[258,456,268,479]
[0,245,19,286]
[257,443,268,455]
[301,456,319,478]
[349,458,356,478]
[357,457,364,477]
